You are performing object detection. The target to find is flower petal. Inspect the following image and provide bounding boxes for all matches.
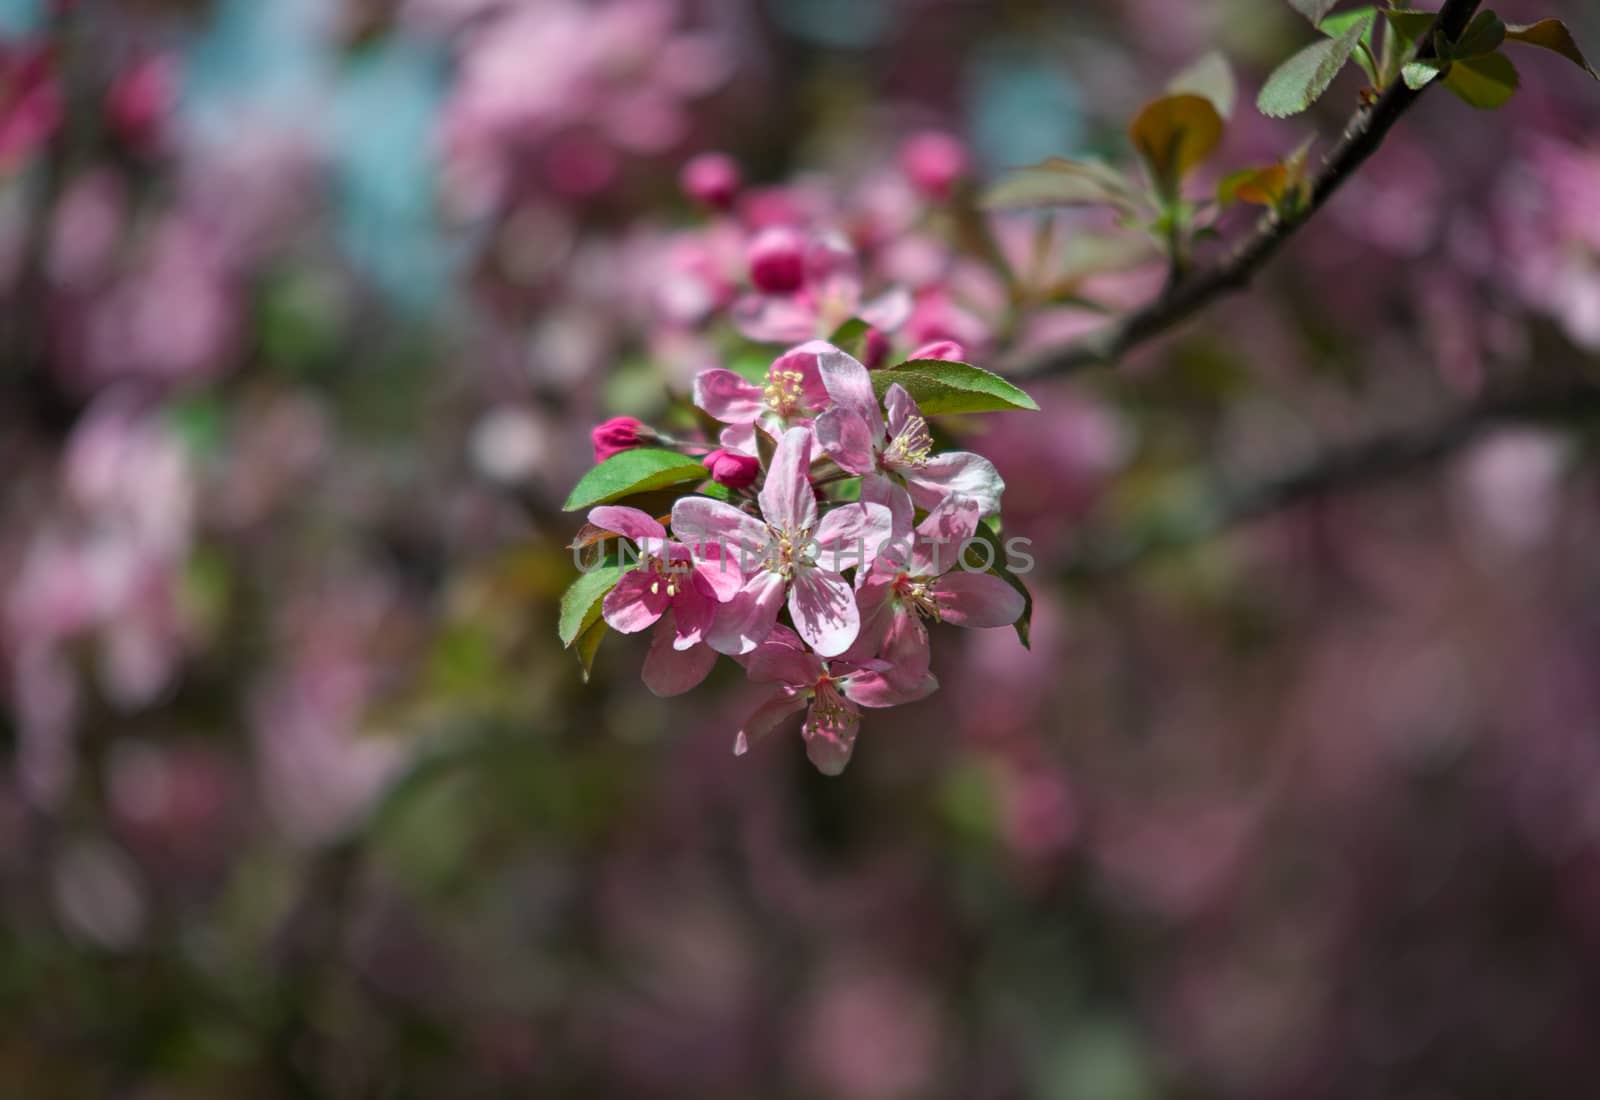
[788,567,860,657]
[693,368,765,424]
[670,579,715,647]
[862,474,915,543]
[742,630,825,687]
[815,501,892,577]
[817,346,884,440]
[758,425,818,534]
[814,407,877,476]
[587,505,666,545]
[691,553,744,603]
[911,496,982,576]
[732,293,820,345]
[903,450,1005,516]
[934,570,1025,628]
[734,689,808,756]
[884,384,921,441]
[771,341,834,414]
[601,569,669,633]
[802,697,861,776]
[707,570,787,655]
[671,496,771,565]
[643,619,719,697]
[859,285,913,333]
[839,573,898,664]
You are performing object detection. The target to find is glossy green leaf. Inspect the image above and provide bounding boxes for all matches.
[1257,14,1371,118]
[1129,94,1225,194]
[1442,50,1519,109]
[1506,20,1599,80]
[1167,51,1236,118]
[981,157,1140,213]
[873,359,1040,415]
[563,448,710,511]
[558,564,626,648]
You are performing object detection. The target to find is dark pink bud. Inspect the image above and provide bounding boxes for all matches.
[702,448,760,489]
[680,152,741,210]
[747,226,806,294]
[862,326,891,369]
[107,56,176,153]
[591,417,646,463]
[900,130,969,202]
[908,339,964,362]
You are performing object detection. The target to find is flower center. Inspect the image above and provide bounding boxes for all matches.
[766,525,815,577]
[883,416,932,469]
[642,553,686,599]
[894,575,942,623]
[763,365,808,419]
[805,678,854,737]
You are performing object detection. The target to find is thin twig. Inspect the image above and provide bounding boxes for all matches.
[1064,374,1600,579]
[1012,0,1483,379]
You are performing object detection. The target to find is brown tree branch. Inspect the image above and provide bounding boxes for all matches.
[1063,373,1600,579]
[1012,0,1483,379]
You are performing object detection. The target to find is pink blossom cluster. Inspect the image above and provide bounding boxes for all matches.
[580,341,1026,774]
[432,0,732,217]
[633,135,1010,385]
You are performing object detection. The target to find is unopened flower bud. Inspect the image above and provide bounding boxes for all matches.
[591,416,649,463]
[862,326,891,369]
[900,130,969,202]
[747,226,807,294]
[681,152,741,210]
[907,339,964,362]
[702,447,760,489]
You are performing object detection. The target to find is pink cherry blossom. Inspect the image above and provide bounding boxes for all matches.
[812,347,1006,516]
[669,426,891,657]
[849,496,1025,692]
[731,231,911,345]
[691,341,834,441]
[588,506,739,697]
[733,625,936,775]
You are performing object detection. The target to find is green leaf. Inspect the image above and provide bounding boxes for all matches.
[1129,93,1225,195]
[1452,10,1506,59]
[1382,9,1438,53]
[1288,0,1342,26]
[872,359,1040,415]
[1317,6,1375,40]
[1318,5,1378,82]
[1442,50,1519,109]
[1402,59,1445,90]
[828,317,872,361]
[966,525,1034,649]
[559,564,626,648]
[1506,20,1599,80]
[1167,51,1236,118]
[981,157,1140,213]
[563,448,710,511]
[573,618,607,682]
[1256,13,1371,118]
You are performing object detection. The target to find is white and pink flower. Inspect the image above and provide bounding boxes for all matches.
[670,426,891,657]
